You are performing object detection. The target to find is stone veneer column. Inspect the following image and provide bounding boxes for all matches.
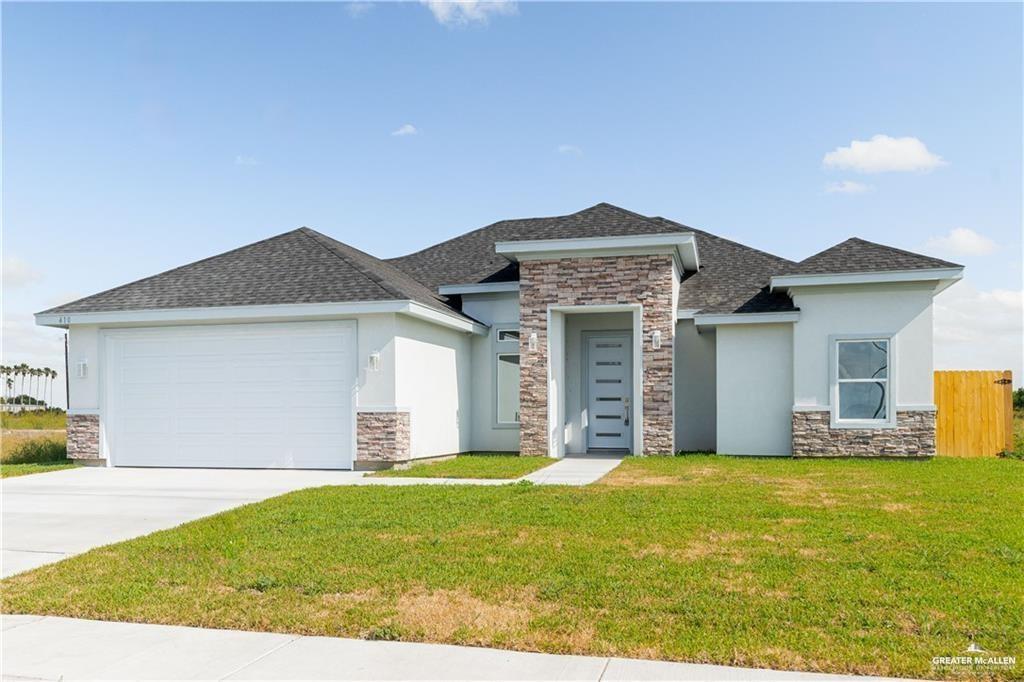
[519,255,676,456]
[791,410,935,457]
[67,413,102,463]
[355,411,411,469]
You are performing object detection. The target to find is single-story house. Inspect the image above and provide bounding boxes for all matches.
[38,203,963,469]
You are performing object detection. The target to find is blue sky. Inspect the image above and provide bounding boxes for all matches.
[3,1,1022,404]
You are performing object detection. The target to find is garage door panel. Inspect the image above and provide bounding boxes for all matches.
[104,322,355,469]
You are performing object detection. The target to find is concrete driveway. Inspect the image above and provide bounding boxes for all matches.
[1,467,364,577]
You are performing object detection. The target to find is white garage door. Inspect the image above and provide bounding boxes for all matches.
[102,321,356,469]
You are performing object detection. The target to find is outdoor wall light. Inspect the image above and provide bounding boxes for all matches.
[528,332,538,352]
[651,330,662,350]
[368,352,381,372]
[76,358,88,379]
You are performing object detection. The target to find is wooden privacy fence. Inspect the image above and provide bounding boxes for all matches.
[934,370,1014,457]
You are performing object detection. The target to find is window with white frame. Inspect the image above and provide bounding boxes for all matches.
[496,329,520,343]
[494,326,520,425]
[833,337,892,424]
[496,353,520,424]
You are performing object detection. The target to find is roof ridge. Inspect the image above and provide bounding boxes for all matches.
[653,217,796,266]
[388,204,615,263]
[297,228,415,302]
[38,228,310,315]
[795,236,961,269]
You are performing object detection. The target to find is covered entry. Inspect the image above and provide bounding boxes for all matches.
[548,305,643,456]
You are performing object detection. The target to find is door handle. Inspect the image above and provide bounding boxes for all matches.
[623,399,630,426]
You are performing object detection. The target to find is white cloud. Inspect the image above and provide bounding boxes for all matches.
[934,280,1023,386]
[825,180,871,194]
[822,135,947,174]
[420,0,517,26]
[556,144,583,157]
[391,124,418,137]
[2,255,42,290]
[345,2,373,18]
[925,228,997,257]
[234,155,259,166]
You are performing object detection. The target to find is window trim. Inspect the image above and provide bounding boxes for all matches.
[828,333,897,430]
[492,323,521,429]
[496,328,520,344]
[494,352,521,427]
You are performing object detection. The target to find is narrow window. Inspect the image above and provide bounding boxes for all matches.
[835,339,890,423]
[497,329,520,343]
[496,353,520,424]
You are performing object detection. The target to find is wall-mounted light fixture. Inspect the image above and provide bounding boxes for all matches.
[368,352,381,372]
[528,332,538,352]
[651,330,662,350]
[76,358,88,379]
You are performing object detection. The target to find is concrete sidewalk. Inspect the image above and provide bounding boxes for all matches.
[1,615,908,681]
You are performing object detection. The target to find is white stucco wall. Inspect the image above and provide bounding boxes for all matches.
[716,323,793,456]
[563,312,633,453]
[674,320,716,451]
[67,325,101,411]
[790,283,935,410]
[464,292,521,453]
[395,315,473,459]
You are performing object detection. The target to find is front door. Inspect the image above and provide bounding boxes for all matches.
[586,334,632,451]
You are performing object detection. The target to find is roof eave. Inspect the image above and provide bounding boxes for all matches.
[494,233,699,271]
[36,300,488,335]
[770,267,964,291]
[693,311,801,326]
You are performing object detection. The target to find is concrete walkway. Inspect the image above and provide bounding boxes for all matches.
[522,455,623,485]
[1,615,908,681]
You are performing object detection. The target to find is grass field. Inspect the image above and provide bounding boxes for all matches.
[0,410,67,430]
[369,454,553,479]
[1009,409,1024,459]
[2,456,1020,679]
[1,428,74,478]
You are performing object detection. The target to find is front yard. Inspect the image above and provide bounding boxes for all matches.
[2,456,1021,679]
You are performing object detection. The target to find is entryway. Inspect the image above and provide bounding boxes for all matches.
[546,306,643,457]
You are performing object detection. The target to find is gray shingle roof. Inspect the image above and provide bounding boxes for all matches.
[386,203,680,292]
[781,237,961,276]
[655,218,797,315]
[40,227,459,317]
[42,206,960,321]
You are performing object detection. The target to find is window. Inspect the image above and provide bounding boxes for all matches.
[496,353,520,424]
[833,337,891,425]
[497,329,519,343]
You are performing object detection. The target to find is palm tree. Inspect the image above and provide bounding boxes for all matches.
[45,368,55,409]
[16,364,28,404]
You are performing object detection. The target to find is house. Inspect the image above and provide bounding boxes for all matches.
[37,203,963,469]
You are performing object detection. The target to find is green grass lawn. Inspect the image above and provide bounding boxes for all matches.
[2,456,1021,679]
[1,461,80,478]
[369,454,553,479]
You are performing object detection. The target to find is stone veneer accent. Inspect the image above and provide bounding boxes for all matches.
[67,413,102,462]
[519,254,675,456]
[356,411,411,469]
[792,410,935,457]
